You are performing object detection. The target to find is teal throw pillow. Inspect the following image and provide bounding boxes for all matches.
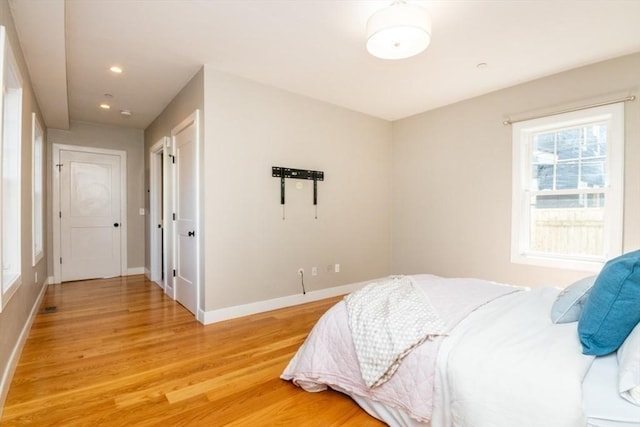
[578,250,640,356]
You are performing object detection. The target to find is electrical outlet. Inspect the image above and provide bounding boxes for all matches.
[311,267,317,276]
[334,263,340,273]
[297,268,304,276]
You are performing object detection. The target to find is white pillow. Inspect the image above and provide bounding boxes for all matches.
[550,276,596,324]
[618,322,640,406]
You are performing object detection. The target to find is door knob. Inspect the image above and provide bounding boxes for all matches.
[114,222,120,228]
[188,230,195,237]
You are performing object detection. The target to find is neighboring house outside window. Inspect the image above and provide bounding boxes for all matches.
[511,103,624,272]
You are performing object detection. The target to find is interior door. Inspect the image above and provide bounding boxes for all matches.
[173,117,198,314]
[60,149,121,281]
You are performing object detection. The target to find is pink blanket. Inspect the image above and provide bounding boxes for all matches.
[281,274,520,423]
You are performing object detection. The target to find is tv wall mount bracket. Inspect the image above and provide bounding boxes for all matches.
[272,166,324,219]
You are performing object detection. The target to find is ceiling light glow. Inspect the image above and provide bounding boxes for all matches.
[366,0,432,60]
[100,103,111,110]
[110,66,123,74]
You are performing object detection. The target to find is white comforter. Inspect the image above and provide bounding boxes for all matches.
[431,287,595,427]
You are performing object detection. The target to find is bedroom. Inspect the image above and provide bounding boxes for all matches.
[0,0,639,425]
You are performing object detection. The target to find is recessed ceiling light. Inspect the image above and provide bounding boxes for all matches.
[110,66,123,74]
[104,93,114,98]
[477,62,488,69]
[100,103,111,110]
[120,110,132,117]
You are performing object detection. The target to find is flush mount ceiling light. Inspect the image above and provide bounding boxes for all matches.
[366,0,432,60]
[109,66,123,74]
[99,103,111,110]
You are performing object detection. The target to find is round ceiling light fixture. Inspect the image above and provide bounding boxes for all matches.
[366,0,432,60]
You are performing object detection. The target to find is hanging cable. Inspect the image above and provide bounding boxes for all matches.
[299,270,306,295]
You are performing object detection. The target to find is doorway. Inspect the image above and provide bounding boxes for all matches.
[52,144,127,283]
[149,137,172,295]
[148,110,201,318]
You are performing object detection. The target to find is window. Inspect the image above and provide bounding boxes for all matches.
[511,103,624,271]
[0,26,23,311]
[32,113,44,266]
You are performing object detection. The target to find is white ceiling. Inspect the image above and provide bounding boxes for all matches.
[8,0,640,130]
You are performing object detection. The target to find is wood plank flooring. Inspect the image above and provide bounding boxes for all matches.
[2,275,384,426]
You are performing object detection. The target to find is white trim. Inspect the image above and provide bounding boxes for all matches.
[511,103,624,272]
[162,141,173,298]
[162,136,175,300]
[31,113,44,267]
[149,138,168,288]
[46,276,54,285]
[0,279,47,417]
[144,267,151,280]
[51,144,128,284]
[201,280,368,325]
[126,267,144,275]
[170,110,200,314]
[0,25,24,312]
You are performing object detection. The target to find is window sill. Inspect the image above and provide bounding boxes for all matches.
[511,253,604,273]
[1,272,22,311]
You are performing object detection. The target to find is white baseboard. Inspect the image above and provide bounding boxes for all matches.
[46,276,55,285]
[0,280,48,417]
[126,267,145,276]
[200,280,368,325]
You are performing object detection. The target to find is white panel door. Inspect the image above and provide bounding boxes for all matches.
[173,119,198,314]
[60,150,121,281]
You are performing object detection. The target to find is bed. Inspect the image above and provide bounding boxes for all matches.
[281,270,640,427]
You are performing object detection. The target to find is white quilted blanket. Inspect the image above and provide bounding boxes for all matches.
[345,276,446,387]
[281,274,520,422]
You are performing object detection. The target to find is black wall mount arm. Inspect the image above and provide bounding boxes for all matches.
[272,167,324,219]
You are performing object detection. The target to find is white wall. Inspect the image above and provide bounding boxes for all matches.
[202,66,393,311]
[392,53,640,287]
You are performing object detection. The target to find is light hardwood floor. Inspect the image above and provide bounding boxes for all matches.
[2,275,384,426]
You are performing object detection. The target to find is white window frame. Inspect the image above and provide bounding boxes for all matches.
[0,25,23,311]
[32,113,44,266]
[511,103,624,272]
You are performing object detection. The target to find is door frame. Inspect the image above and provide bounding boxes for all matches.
[149,137,171,292]
[170,110,201,319]
[52,144,128,284]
